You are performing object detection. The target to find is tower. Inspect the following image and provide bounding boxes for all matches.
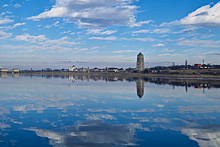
[136,52,145,71]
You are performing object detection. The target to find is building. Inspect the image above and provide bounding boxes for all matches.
[0,68,8,72]
[106,67,119,72]
[136,52,145,71]
[69,61,76,71]
[12,69,19,73]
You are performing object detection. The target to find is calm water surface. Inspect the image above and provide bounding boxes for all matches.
[1,73,220,147]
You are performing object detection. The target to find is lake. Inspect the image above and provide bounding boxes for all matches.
[1,73,220,147]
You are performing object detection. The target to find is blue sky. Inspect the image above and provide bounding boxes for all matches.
[1,0,220,69]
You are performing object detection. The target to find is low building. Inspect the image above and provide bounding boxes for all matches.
[0,68,8,72]
[107,67,118,72]
[12,69,19,73]
[194,64,201,67]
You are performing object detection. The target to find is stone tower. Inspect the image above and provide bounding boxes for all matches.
[136,52,145,71]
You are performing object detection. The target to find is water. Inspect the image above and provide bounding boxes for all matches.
[1,73,220,147]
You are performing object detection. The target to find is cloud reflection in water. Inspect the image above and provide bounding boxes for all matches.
[26,120,138,147]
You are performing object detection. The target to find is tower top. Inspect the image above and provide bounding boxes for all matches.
[138,52,143,56]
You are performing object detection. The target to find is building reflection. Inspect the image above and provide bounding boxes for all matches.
[136,78,144,98]
[9,73,220,96]
[12,73,19,78]
[0,72,7,78]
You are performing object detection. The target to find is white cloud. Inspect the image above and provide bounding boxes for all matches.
[15,34,47,43]
[0,17,14,25]
[86,29,117,35]
[39,36,78,46]
[113,50,136,53]
[153,29,169,34]
[0,30,12,39]
[0,11,12,16]
[130,20,153,27]
[27,0,150,28]
[89,36,116,40]
[3,4,10,7]
[91,47,99,50]
[79,48,88,51]
[132,29,149,34]
[86,50,98,53]
[152,44,165,47]
[162,49,175,52]
[0,22,26,30]
[14,34,78,46]
[60,30,71,34]
[158,53,182,57]
[180,2,220,28]
[160,20,179,27]
[177,39,220,48]
[122,37,157,42]
[14,3,21,8]
[1,44,72,52]
[173,26,198,34]
[44,21,59,28]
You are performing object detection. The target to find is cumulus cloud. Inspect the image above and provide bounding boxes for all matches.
[15,33,47,43]
[158,53,182,57]
[122,37,157,42]
[86,29,117,35]
[40,36,78,46]
[0,17,14,25]
[180,2,220,28]
[14,3,21,8]
[153,29,169,34]
[132,29,149,34]
[113,50,136,53]
[91,47,99,50]
[60,30,71,34]
[79,48,88,51]
[89,36,116,40]
[0,30,12,39]
[130,20,153,27]
[0,22,26,30]
[14,34,78,46]
[27,0,151,28]
[173,26,198,34]
[162,49,175,52]
[177,39,220,48]
[44,21,59,28]
[3,4,10,7]
[152,44,165,47]
[86,50,98,53]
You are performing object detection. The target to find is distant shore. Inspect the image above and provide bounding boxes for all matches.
[6,71,220,79]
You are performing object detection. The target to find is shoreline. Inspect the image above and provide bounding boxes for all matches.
[5,71,220,79]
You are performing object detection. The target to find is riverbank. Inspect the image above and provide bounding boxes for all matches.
[6,71,220,79]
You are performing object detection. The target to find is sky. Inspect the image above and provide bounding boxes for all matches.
[1,0,220,70]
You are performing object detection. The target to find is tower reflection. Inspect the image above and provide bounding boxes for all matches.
[136,78,144,98]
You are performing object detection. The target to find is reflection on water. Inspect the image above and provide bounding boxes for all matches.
[136,79,144,98]
[0,72,7,78]
[1,74,220,147]
[181,125,220,147]
[27,120,138,147]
